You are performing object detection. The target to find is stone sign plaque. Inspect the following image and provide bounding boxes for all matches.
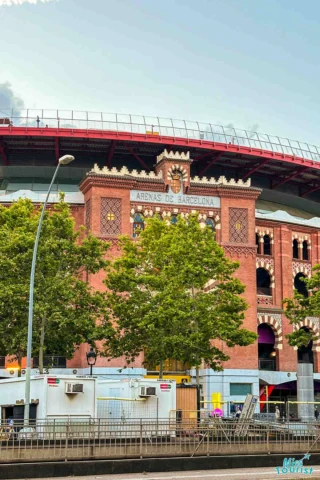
[130,190,220,208]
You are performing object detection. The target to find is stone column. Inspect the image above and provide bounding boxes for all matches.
[258,234,264,254]
[297,363,314,422]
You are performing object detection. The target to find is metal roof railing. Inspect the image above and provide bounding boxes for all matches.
[1,109,320,162]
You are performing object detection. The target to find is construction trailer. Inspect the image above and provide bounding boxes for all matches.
[96,378,177,438]
[0,375,97,423]
[96,378,176,421]
[0,376,177,439]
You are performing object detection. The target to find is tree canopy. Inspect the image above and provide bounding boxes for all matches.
[101,214,257,379]
[0,197,109,373]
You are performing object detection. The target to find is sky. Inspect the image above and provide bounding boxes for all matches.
[1,0,320,145]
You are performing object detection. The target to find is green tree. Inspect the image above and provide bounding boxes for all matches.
[101,214,257,381]
[0,197,109,374]
[284,267,320,348]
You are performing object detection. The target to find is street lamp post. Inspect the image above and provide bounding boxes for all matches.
[86,347,97,377]
[24,154,75,424]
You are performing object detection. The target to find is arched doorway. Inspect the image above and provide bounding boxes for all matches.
[294,273,308,298]
[297,326,314,365]
[258,323,277,371]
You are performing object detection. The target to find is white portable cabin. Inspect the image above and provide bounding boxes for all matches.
[96,378,176,421]
[96,378,176,438]
[0,375,97,423]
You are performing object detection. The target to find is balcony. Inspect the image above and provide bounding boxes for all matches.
[259,359,276,371]
[33,356,66,369]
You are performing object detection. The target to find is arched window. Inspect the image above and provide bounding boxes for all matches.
[297,327,314,365]
[303,240,309,261]
[294,272,308,298]
[293,239,299,259]
[256,268,271,296]
[263,235,271,255]
[133,213,144,237]
[206,218,215,233]
[258,324,276,371]
[171,215,178,225]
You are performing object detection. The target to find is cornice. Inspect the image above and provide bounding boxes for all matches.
[256,219,319,233]
[216,187,261,199]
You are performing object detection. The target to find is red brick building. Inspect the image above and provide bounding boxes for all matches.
[1,112,320,412]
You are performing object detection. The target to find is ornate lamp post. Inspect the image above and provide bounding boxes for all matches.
[86,347,97,377]
[24,154,75,424]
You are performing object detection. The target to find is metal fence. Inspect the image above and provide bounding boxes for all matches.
[1,418,320,463]
[1,109,320,162]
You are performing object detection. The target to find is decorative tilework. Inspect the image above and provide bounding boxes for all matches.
[292,261,312,279]
[229,208,248,243]
[85,199,91,232]
[257,295,273,306]
[100,198,121,235]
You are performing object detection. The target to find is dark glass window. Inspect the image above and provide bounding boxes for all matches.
[293,239,299,259]
[263,235,271,255]
[230,383,252,395]
[294,273,308,298]
[303,241,309,261]
[33,356,66,368]
[256,268,271,296]
[298,327,314,365]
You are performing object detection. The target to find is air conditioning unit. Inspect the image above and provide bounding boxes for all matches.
[139,386,157,397]
[65,383,84,394]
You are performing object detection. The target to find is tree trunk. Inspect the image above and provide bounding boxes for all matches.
[196,365,200,386]
[191,286,200,386]
[159,359,164,380]
[39,315,46,374]
[17,353,22,377]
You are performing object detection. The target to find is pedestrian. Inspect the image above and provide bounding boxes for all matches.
[36,116,40,128]
[275,406,280,422]
[235,407,241,419]
[315,406,319,421]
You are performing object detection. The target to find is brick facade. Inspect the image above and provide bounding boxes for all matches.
[4,150,320,380]
[75,152,320,376]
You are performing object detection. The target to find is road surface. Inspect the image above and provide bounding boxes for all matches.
[28,465,320,480]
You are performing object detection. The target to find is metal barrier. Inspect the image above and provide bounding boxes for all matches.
[1,109,320,162]
[1,418,320,462]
